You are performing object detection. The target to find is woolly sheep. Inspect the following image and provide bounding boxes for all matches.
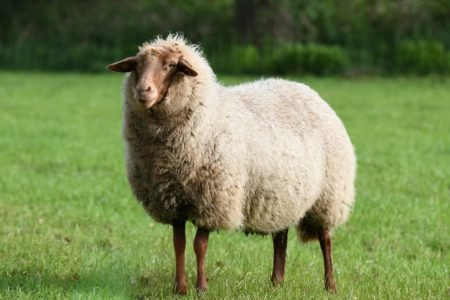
[107,35,356,295]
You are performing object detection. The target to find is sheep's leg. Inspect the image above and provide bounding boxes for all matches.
[318,227,337,293]
[271,229,288,286]
[194,227,210,292]
[173,221,188,295]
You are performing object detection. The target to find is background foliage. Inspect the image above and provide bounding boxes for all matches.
[1,0,450,74]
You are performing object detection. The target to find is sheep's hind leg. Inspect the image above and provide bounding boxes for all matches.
[173,221,188,295]
[271,229,288,286]
[318,227,337,293]
[194,227,210,292]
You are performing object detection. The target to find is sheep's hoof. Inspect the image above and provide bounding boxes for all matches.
[325,279,337,293]
[173,281,188,295]
[195,277,208,293]
[195,285,208,294]
[270,275,284,287]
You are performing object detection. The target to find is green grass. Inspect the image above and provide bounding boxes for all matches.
[0,72,449,299]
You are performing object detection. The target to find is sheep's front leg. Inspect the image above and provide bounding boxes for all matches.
[173,221,188,295]
[194,227,210,292]
[271,229,288,286]
[318,227,337,293]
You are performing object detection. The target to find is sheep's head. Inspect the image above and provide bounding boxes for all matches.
[107,47,197,109]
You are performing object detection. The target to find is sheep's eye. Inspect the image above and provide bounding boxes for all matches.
[169,62,177,68]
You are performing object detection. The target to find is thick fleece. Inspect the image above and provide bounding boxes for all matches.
[122,35,356,240]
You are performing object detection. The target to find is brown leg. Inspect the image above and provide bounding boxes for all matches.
[173,221,188,295]
[194,227,210,292]
[271,229,288,286]
[318,227,337,293]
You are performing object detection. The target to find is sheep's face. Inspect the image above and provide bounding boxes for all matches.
[107,47,197,109]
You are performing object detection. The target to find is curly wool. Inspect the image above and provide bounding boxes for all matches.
[122,35,356,240]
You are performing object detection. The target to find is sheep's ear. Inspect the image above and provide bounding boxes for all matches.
[177,58,198,77]
[106,56,137,72]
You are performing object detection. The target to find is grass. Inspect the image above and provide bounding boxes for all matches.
[0,71,449,299]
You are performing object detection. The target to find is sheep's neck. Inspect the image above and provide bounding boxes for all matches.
[127,97,215,157]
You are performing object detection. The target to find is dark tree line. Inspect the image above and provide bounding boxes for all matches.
[1,0,449,74]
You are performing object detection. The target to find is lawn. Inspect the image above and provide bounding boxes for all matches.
[0,72,449,299]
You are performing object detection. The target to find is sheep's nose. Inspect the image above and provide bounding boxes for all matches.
[137,86,151,94]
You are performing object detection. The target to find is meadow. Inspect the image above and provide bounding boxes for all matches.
[0,72,449,299]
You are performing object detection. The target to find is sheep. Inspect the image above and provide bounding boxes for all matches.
[107,34,356,295]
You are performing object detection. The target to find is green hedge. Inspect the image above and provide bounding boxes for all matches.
[209,44,348,76]
[1,40,449,75]
[395,40,449,74]
[269,44,347,75]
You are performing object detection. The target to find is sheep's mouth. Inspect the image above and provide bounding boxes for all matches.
[138,89,169,110]
[138,98,158,109]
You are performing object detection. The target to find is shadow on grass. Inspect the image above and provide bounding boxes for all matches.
[0,268,175,298]
[0,270,113,295]
[129,269,188,299]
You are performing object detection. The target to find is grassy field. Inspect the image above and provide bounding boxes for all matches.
[0,72,449,299]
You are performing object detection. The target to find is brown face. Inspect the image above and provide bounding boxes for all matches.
[107,47,197,109]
